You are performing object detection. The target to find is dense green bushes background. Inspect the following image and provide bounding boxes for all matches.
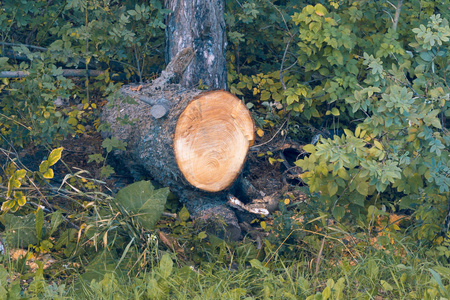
[0,0,450,298]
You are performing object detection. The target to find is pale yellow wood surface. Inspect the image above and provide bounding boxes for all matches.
[174,91,254,192]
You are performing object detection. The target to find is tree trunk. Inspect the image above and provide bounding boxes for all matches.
[165,0,227,90]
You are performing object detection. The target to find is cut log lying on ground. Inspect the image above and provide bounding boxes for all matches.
[101,51,256,240]
[103,87,254,196]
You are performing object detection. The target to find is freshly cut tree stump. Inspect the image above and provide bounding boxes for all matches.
[174,91,254,192]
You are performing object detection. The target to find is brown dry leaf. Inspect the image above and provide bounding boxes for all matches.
[9,249,58,272]
[97,100,108,107]
[159,231,184,255]
[130,85,143,91]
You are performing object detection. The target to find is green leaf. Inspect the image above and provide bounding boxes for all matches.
[7,169,27,198]
[380,280,393,291]
[36,207,44,241]
[67,117,78,126]
[344,129,354,137]
[1,200,16,212]
[333,206,345,221]
[115,181,169,230]
[3,213,40,248]
[179,206,190,222]
[81,251,121,285]
[303,144,316,153]
[14,191,26,206]
[373,140,383,150]
[356,181,369,196]
[429,268,447,296]
[328,181,338,196]
[100,165,115,178]
[322,286,331,300]
[88,153,105,164]
[331,107,340,116]
[0,57,9,66]
[0,265,8,300]
[39,160,49,173]
[43,168,54,179]
[336,168,348,180]
[314,4,328,17]
[250,259,268,272]
[419,51,433,62]
[159,253,173,279]
[260,90,271,101]
[48,147,63,166]
[14,169,26,180]
[49,210,64,236]
[115,237,135,271]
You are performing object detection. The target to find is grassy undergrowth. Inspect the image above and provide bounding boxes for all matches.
[1,194,450,300]
[0,146,449,299]
[1,238,449,299]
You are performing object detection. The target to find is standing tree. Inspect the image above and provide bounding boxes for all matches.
[165,0,227,90]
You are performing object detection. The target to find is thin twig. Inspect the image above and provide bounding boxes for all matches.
[250,114,290,149]
[315,237,326,274]
[267,0,292,34]
[383,10,394,26]
[134,44,143,83]
[280,36,293,91]
[266,0,294,92]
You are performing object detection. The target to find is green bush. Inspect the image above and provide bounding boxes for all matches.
[0,0,167,148]
[296,13,450,242]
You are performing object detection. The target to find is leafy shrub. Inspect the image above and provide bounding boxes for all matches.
[296,13,450,242]
[0,0,167,148]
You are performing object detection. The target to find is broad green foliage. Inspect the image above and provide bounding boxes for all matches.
[115,180,169,230]
[227,0,449,241]
[0,208,63,252]
[228,1,449,135]
[296,13,450,241]
[0,0,167,148]
[2,213,41,247]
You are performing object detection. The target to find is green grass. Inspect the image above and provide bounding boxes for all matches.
[1,225,450,300]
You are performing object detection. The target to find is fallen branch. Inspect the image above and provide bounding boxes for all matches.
[0,69,126,80]
[227,194,270,216]
[0,42,47,51]
[0,42,134,74]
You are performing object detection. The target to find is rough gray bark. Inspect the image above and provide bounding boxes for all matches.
[165,0,227,90]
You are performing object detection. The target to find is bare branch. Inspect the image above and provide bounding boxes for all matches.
[392,0,403,32]
[0,69,127,80]
[280,36,293,91]
[0,41,48,51]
